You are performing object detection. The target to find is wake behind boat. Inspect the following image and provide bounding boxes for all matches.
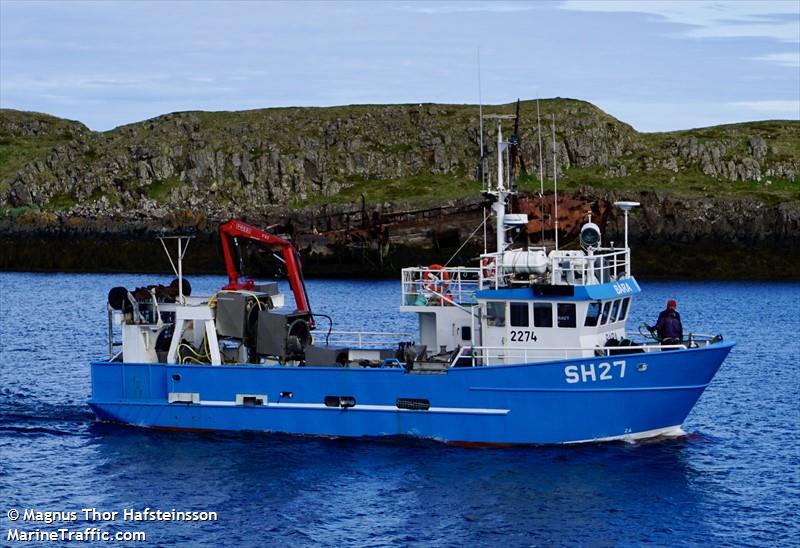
[88,107,733,445]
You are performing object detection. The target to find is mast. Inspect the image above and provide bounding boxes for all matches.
[482,113,516,255]
[552,113,559,251]
[158,235,193,305]
[494,121,506,253]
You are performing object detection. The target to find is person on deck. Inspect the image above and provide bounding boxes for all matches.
[652,299,683,345]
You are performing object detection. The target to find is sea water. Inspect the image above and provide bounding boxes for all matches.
[1,273,798,546]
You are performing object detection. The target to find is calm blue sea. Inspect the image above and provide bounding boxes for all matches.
[1,273,798,547]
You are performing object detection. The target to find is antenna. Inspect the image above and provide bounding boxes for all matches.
[477,48,487,252]
[552,113,559,251]
[508,99,526,189]
[496,118,505,253]
[158,235,194,304]
[482,206,487,255]
[477,48,484,189]
[506,140,511,192]
[497,118,504,191]
[536,99,544,244]
[482,113,515,254]
[614,201,640,277]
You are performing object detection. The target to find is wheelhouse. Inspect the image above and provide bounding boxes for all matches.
[400,259,642,365]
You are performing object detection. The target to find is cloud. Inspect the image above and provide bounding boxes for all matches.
[395,1,543,15]
[1,73,237,103]
[729,100,799,117]
[2,1,797,131]
[595,99,800,131]
[560,0,800,43]
[751,52,800,67]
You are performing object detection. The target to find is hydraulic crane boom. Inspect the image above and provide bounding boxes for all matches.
[219,219,313,321]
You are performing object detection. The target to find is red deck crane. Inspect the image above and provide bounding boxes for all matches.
[219,219,313,323]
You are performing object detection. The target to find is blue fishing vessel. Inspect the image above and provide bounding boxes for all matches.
[89,110,733,445]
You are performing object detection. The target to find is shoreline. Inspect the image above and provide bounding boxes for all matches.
[3,238,797,281]
[4,188,798,281]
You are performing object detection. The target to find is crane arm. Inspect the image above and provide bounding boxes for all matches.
[218,219,312,317]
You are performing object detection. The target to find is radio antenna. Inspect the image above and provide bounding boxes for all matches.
[478,48,484,189]
[478,47,486,253]
[552,113,559,251]
[537,99,544,244]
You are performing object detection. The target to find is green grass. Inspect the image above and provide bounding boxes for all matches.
[0,109,86,181]
[45,191,76,211]
[0,136,70,181]
[0,205,33,218]
[88,187,106,202]
[294,174,480,207]
[297,161,800,209]
[145,177,181,202]
[647,120,800,159]
[516,165,800,205]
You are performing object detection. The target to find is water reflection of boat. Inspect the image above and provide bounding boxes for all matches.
[88,107,733,445]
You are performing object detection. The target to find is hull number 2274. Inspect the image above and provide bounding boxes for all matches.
[565,360,626,383]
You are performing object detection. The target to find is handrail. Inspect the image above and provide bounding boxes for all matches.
[419,286,480,318]
[477,247,633,288]
[404,248,634,294]
[324,330,414,347]
[401,266,481,307]
[684,333,719,340]
[450,342,689,367]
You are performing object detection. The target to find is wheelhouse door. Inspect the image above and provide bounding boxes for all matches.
[482,300,508,364]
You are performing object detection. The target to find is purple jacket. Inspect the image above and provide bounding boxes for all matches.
[655,309,683,342]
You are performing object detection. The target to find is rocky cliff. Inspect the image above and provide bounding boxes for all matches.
[1,100,798,278]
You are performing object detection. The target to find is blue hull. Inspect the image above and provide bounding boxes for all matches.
[88,342,733,445]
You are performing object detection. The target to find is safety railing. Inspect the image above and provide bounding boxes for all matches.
[401,266,482,307]
[450,342,689,367]
[478,247,632,288]
[548,248,631,285]
[323,330,414,348]
[636,327,724,349]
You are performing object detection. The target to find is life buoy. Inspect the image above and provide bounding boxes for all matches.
[422,264,450,296]
[481,257,496,279]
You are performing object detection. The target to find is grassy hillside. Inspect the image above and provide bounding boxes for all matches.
[0,100,797,216]
[0,110,87,181]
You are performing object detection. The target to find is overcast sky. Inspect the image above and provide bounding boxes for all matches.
[1,0,798,132]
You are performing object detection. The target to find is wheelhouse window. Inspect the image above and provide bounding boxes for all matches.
[619,297,630,321]
[585,302,601,327]
[510,302,529,327]
[610,299,621,322]
[600,301,611,325]
[486,301,506,327]
[533,303,553,327]
[557,303,577,328]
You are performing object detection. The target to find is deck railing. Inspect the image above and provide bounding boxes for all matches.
[478,247,632,289]
[450,342,689,367]
[401,266,482,307]
[402,247,632,299]
[323,330,414,348]
[548,248,631,285]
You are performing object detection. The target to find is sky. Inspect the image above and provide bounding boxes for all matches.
[0,0,798,132]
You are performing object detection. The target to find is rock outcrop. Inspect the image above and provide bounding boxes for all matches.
[1,100,798,278]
